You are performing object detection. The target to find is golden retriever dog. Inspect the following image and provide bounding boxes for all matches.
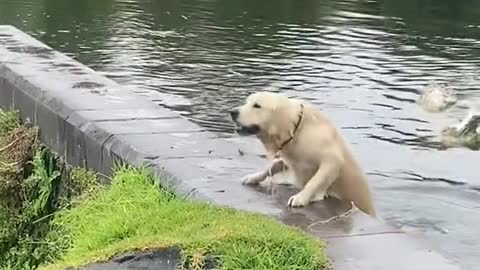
[230,92,376,217]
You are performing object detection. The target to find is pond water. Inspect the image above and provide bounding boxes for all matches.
[1,0,479,269]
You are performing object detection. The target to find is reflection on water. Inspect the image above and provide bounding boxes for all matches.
[1,0,480,268]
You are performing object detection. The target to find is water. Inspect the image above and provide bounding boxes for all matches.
[1,0,480,268]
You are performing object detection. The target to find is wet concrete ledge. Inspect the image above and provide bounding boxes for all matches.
[0,25,461,270]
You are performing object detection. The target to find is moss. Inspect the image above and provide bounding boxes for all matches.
[43,166,329,270]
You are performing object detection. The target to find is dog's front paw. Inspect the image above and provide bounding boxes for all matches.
[242,173,262,185]
[313,191,328,201]
[287,191,312,207]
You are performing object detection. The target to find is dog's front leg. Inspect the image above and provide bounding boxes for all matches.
[242,158,285,185]
[288,158,341,207]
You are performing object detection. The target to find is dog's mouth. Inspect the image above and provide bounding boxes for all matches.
[229,110,260,135]
[235,124,260,135]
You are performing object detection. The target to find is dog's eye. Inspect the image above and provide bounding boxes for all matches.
[253,103,261,109]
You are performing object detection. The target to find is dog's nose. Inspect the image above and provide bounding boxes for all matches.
[230,109,239,119]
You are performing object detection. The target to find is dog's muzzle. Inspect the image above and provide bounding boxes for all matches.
[236,124,260,135]
[229,109,260,135]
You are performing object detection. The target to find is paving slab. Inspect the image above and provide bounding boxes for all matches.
[73,108,179,121]
[327,233,460,270]
[109,132,239,159]
[0,25,462,270]
[94,118,204,135]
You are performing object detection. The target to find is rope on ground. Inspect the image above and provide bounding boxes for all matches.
[307,201,358,229]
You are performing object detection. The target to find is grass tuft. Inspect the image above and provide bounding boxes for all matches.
[44,166,328,270]
[0,110,20,137]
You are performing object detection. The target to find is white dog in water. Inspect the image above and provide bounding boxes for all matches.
[230,92,376,217]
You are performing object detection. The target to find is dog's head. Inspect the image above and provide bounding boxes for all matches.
[230,92,294,136]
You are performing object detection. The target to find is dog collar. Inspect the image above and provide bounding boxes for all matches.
[275,103,304,157]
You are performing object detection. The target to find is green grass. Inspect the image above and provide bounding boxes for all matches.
[43,166,329,270]
[0,109,328,270]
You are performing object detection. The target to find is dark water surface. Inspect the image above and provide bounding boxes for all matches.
[1,0,479,268]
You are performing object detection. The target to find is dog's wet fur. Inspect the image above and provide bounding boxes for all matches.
[231,92,376,217]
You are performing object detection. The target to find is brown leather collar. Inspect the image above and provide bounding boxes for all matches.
[275,103,304,156]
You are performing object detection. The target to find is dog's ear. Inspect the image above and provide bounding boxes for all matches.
[266,97,300,148]
[270,94,289,112]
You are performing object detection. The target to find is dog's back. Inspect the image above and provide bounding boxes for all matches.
[292,102,377,216]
